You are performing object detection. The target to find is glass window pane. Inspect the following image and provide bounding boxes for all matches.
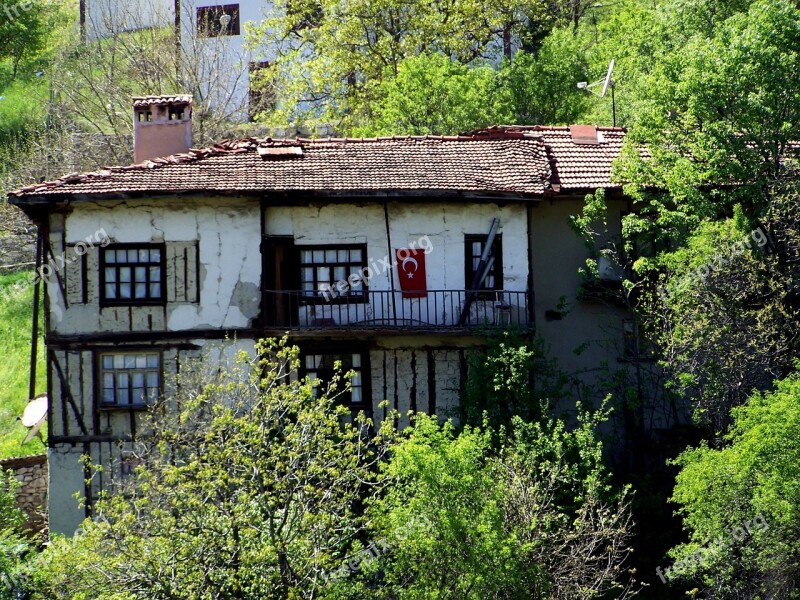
[338,249,349,262]
[325,249,337,262]
[146,372,159,387]
[135,267,147,283]
[103,388,115,403]
[302,268,314,283]
[133,388,146,404]
[119,283,132,299]
[135,356,147,369]
[350,249,362,262]
[147,387,159,400]
[301,250,312,263]
[102,356,113,369]
[302,281,314,292]
[132,372,145,388]
[150,249,160,262]
[334,266,346,282]
[105,251,116,264]
[114,355,125,369]
[103,373,114,387]
[124,355,136,368]
[118,373,130,388]
[351,354,361,368]
[147,355,159,368]
[128,250,139,262]
[105,268,117,282]
[351,387,362,403]
[313,250,324,263]
[116,249,128,262]
[149,266,160,281]
[135,283,147,299]
[138,249,150,262]
[105,284,117,299]
[305,355,316,369]
[317,266,330,283]
[119,267,131,283]
[150,283,161,298]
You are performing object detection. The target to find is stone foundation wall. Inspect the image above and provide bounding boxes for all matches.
[0,454,47,533]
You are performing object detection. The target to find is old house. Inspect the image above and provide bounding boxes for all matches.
[10,96,641,534]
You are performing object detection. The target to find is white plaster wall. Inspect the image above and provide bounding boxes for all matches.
[265,201,529,291]
[85,0,174,41]
[48,446,87,535]
[53,197,261,333]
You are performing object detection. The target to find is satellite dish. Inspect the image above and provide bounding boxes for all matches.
[600,59,615,98]
[20,393,47,445]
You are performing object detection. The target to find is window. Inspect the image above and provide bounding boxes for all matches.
[196,4,240,36]
[99,352,161,407]
[464,234,503,291]
[622,319,655,361]
[101,245,165,305]
[299,244,367,302]
[301,352,367,408]
[249,61,276,121]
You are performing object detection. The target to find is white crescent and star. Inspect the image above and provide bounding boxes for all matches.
[400,256,419,279]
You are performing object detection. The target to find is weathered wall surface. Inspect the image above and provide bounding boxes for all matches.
[48,197,261,335]
[264,201,530,292]
[0,454,47,533]
[531,197,632,393]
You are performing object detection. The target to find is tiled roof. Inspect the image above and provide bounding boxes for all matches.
[132,95,193,108]
[9,136,552,201]
[9,126,637,204]
[464,125,631,191]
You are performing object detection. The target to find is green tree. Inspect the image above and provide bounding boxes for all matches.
[668,371,800,598]
[0,470,31,600]
[0,0,54,79]
[341,409,638,599]
[353,53,512,137]
[28,339,396,599]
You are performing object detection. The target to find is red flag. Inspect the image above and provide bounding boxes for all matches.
[396,249,427,298]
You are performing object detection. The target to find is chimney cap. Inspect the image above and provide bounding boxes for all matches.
[133,94,193,109]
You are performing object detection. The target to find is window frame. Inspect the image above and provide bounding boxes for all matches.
[100,243,167,307]
[299,349,370,410]
[96,350,163,410]
[196,4,241,37]
[464,234,504,292]
[297,243,369,305]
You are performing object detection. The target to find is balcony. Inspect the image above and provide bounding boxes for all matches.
[262,289,531,332]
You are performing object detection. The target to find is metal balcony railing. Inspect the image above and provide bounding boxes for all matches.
[262,289,531,330]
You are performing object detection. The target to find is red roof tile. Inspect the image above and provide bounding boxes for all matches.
[465,125,632,191]
[9,136,552,202]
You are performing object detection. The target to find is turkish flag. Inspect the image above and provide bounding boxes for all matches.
[396,249,427,298]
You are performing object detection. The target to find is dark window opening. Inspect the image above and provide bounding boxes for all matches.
[137,111,152,122]
[298,244,368,303]
[464,234,503,291]
[168,106,186,121]
[101,245,166,305]
[99,352,161,407]
[622,319,655,361]
[301,351,368,408]
[197,4,241,36]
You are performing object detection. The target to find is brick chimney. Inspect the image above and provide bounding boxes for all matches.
[132,95,193,163]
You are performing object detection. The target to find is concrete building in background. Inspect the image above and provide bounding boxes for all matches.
[9,96,669,534]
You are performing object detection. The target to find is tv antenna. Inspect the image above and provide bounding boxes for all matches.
[577,59,617,127]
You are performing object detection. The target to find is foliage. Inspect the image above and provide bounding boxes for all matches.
[460,331,570,429]
[339,409,637,599]
[0,0,61,79]
[0,470,32,600]
[503,27,590,126]
[616,0,800,248]
[27,339,396,599]
[0,271,46,459]
[668,371,800,598]
[352,53,511,137]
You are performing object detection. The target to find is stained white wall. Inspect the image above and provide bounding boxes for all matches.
[84,0,174,41]
[264,201,530,292]
[50,197,261,334]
